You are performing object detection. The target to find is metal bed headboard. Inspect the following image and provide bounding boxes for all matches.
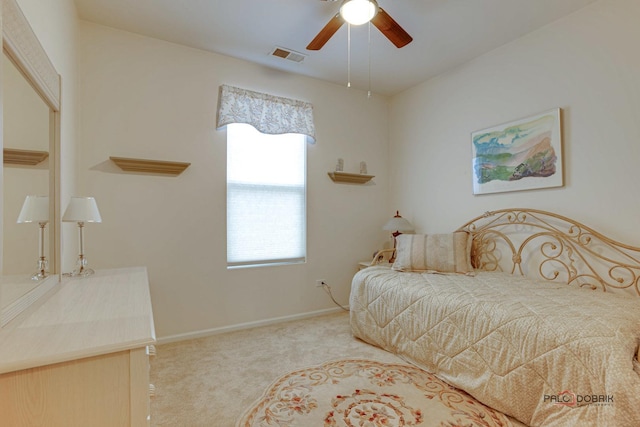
[456,208,640,296]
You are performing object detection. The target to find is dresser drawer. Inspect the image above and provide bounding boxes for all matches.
[0,348,151,426]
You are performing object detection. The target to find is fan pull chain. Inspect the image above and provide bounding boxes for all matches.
[368,21,372,98]
[347,23,351,88]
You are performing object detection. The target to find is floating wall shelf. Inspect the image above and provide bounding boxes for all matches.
[3,148,49,165]
[110,156,191,176]
[328,171,375,184]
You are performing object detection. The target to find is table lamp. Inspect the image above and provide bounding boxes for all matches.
[62,197,102,276]
[382,210,414,263]
[17,195,49,280]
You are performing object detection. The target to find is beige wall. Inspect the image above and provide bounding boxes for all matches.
[15,0,79,271]
[11,0,635,343]
[2,55,50,275]
[78,22,390,340]
[389,0,640,244]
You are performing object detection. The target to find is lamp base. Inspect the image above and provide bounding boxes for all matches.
[389,231,402,263]
[68,266,95,277]
[30,271,49,281]
[30,258,49,281]
[66,255,95,277]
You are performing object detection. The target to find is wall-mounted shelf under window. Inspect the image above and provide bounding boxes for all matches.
[110,156,191,176]
[3,148,49,165]
[327,171,374,184]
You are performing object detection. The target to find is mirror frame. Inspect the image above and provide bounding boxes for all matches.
[1,0,61,276]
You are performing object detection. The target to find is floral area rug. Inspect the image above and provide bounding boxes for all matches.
[237,358,513,427]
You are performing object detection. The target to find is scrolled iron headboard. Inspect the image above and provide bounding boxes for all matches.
[456,208,640,296]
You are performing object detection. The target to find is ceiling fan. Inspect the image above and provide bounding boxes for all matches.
[307,0,413,51]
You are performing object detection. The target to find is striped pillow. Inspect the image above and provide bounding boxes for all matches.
[392,232,473,274]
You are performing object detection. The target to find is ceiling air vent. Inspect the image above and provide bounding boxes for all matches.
[270,47,307,63]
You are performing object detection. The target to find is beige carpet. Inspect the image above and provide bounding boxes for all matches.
[150,312,524,426]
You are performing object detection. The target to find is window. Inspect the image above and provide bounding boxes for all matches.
[226,123,307,268]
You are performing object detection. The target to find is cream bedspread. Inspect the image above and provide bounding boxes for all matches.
[349,267,640,426]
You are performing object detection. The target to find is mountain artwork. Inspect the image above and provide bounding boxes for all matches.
[472,109,563,194]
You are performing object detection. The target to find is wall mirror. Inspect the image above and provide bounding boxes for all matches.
[1,0,61,326]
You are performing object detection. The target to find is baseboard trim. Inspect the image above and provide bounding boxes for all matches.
[157,307,348,345]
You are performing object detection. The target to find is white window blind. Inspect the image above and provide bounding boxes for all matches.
[227,123,306,267]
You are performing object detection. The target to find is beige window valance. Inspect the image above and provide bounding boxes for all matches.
[216,85,316,143]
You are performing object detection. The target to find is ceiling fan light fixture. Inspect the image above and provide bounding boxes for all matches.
[340,0,378,26]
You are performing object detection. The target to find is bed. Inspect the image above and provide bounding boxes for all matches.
[350,209,640,426]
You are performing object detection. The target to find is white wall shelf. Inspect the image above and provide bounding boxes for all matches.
[327,171,374,184]
[3,148,49,165]
[110,156,190,176]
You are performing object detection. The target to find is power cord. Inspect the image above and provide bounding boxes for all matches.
[320,281,349,312]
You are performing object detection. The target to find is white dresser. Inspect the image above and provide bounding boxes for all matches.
[0,267,156,426]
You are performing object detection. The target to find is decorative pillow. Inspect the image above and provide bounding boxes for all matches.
[392,232,473,274]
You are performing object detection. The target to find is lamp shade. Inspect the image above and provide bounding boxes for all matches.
[17,195,49,223]
[340,0,378,26]
[62,197,102,223]
[383,211,414,233]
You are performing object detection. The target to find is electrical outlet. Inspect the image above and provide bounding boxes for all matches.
[315,279,325,287]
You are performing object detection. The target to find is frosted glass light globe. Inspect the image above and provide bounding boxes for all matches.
[340,0,378,26]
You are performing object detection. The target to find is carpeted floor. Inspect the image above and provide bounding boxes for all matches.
[149,311,524,426]
[150,312,403,426]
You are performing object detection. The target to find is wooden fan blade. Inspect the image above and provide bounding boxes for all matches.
[306,14,344,50]
[371,8,413,48]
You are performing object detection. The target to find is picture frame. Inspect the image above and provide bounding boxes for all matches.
[471,108,563,195]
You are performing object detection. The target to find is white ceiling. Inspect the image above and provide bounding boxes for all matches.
[74,0,598,96]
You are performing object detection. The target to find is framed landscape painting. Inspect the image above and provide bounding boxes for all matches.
[471,108,563,195]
